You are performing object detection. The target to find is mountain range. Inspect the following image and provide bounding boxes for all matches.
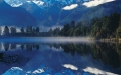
[0,0,37,27]
[0,0,121,30]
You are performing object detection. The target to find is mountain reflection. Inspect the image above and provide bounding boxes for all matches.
[0,42,121,69]
[0,53,30,66]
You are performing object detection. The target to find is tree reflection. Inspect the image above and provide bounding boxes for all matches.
[35,44,39,50]
[61,43,91,56]
[52,43,61,49]
[54,43,121,68]
[0,42,121,68]
[20,44,25,50]
[26,44,32,51]
[10,43,16,50]
[32,44,40,50]
[91,43,120,68]
[3,42,10,51]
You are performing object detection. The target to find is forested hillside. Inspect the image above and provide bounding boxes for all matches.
[47,12,121,39]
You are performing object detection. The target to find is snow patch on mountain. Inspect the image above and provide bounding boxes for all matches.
[2,67,24,75]
[32,69,45,74]
[83,0,115,7]
[5,0,24,7]
[63,64,78,70]
[33,1,44,6]
[83,67,118,75]
[11,3,23,7]
[3,67,50,75]
[62,4,78,10]
[26,1,31,3]
[5,0,76,7]
[5,0,45,7]
[11,67,23,71]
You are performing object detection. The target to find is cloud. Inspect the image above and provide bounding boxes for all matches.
[62,4,78,10]
[83,67,118,75]
[82,0,115,7]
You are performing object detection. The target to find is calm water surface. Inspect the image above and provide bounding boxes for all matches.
[0,37,121,75]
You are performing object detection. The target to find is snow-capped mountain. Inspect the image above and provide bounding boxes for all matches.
[32,0,44,6]
[3,0,121,28]
[6,0,25,7]
[5,0,44,7]
[3,66,78,75]
[5,0,82,8]
[4,0,85,26]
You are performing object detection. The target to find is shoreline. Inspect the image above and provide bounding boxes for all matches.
[98,38,121,43]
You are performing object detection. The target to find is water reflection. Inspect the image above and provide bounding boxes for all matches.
[0,53,30,65]
[0,42,121,74]
[20,44,24,50]
[91,43,120,68]
[10,43,16,50]
[3,42,10,51]
[0,42,121,68]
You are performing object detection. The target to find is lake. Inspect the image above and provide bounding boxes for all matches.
[0,37,121,75]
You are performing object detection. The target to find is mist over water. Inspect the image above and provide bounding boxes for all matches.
[0,37,92,43]
[37,37,91,43]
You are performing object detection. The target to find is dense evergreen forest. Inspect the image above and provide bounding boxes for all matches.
[1,12,121,40]
[57,12,121,39]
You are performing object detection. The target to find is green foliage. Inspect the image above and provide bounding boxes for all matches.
[90,12,121,39]
[60,24,70,36]
[58,20,90,37]
[49,12,121,38]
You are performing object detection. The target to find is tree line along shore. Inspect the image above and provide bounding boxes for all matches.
[0,12,121,42]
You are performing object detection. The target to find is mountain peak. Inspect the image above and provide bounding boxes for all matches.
[5,0,79,8]
[6,0,24,7]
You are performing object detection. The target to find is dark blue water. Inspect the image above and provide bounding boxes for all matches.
[0,38,121,75]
